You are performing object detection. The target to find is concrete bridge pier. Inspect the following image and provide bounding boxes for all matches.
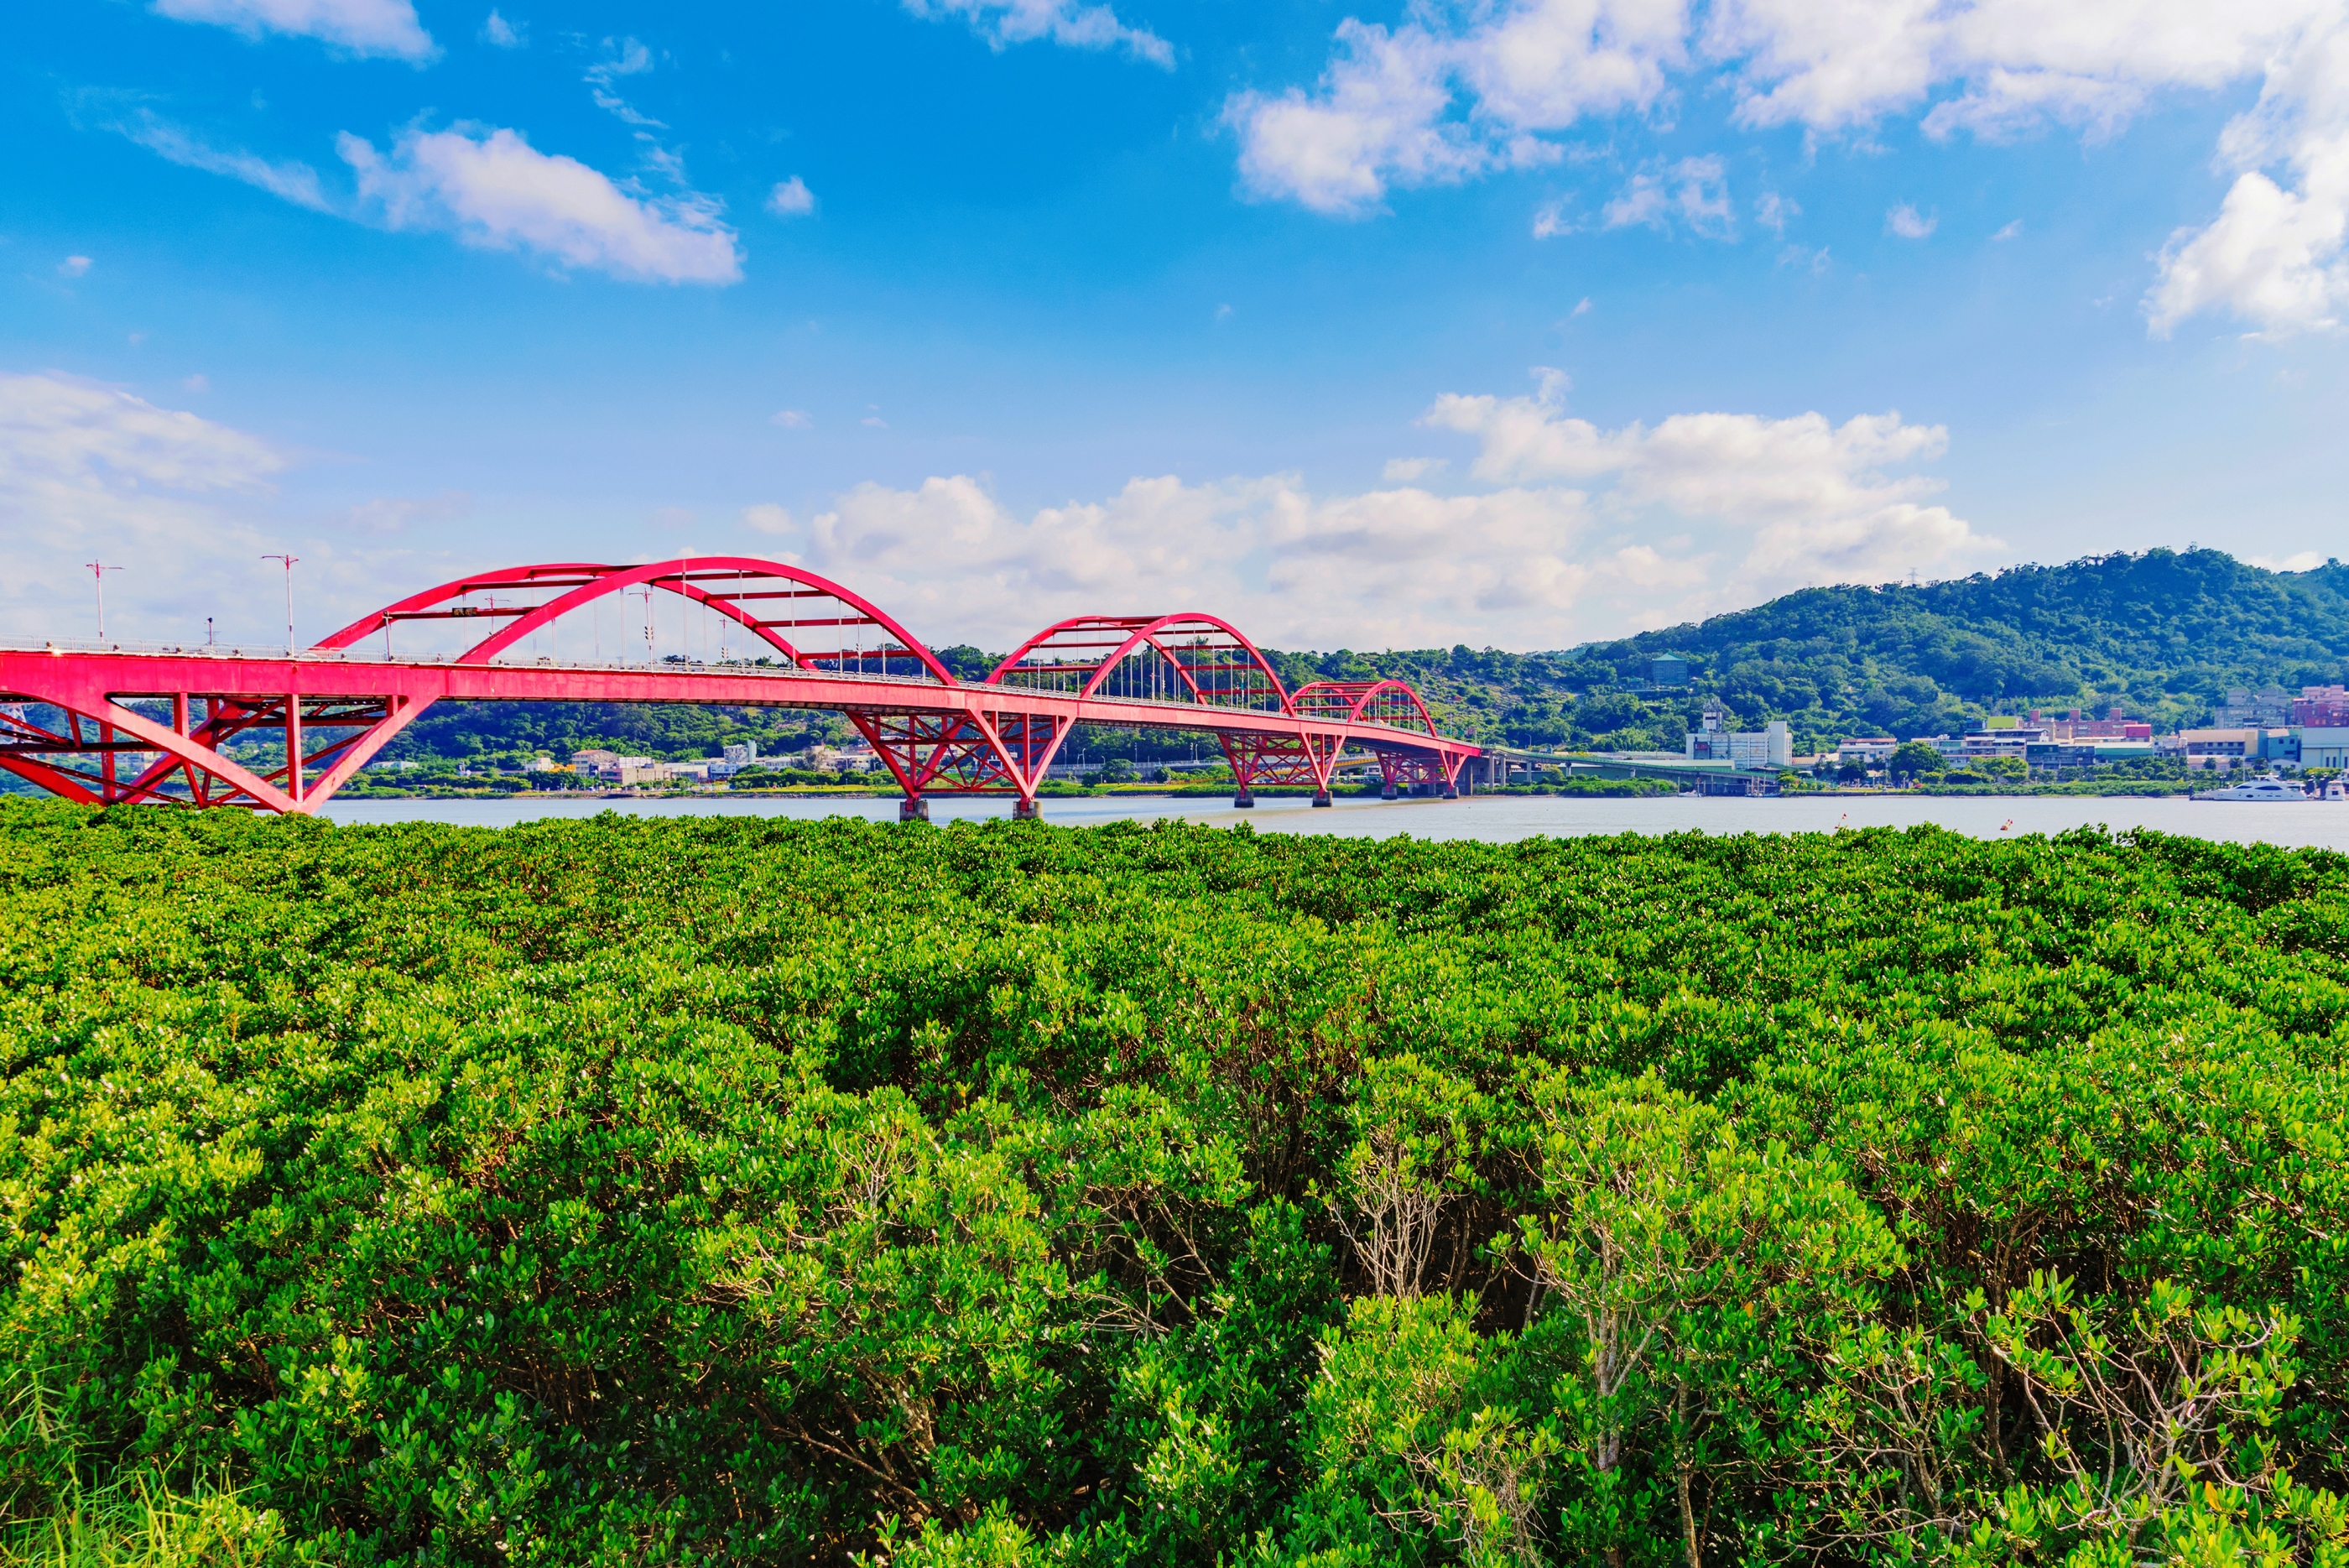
[1311,789,1333,807]
[898,796,931,823]
[1013,799,1042,820]
[1381,781,1398,800]
[1233,788,1254,808]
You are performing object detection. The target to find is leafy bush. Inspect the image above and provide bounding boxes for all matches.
[4,802,2349,1565]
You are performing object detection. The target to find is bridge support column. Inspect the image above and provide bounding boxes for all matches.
[1013,798,1041,821]
[1380,782,1397,800]
[1443,784,1459,800]
[898,796,930,823]
[1233,787,1253,808]
[1311,789,1333,807]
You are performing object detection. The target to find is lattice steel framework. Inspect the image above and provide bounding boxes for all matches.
[0,560,1478,816]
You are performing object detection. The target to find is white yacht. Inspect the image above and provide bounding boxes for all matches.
[2190,775,2309,802]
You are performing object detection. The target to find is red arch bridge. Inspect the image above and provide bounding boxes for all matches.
[0,557,1481,819]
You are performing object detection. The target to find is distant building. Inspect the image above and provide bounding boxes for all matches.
[2216,687,2291,727]
[722,741,758,767]
[1960,722,2046,757]
[615,758,664,786]
[1836,737,1898,765]
[1685,704,1792,768]
[1649,655,1690,686]
[2293,685,2349,727]
[2179,728,2262,772]
[572,748,622,774]
[2300,727,2349,769]
[2027,706,2151,742]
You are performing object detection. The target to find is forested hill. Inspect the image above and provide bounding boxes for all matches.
[1579,549,2349,734]
[363,550,2349,762]
[1278,550,2349,752]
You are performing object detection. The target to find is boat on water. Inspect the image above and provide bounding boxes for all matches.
[2190,775,2310,802]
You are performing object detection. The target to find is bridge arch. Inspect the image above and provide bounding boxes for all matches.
[315,557,956,683]
[987,613,1294,712]
[1291,678,1440,737]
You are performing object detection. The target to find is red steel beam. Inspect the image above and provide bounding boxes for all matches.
[0,647,1477,815]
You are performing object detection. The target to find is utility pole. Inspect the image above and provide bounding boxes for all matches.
[632,584,655,664]
[261,555,299,654]
[85,561,124,639]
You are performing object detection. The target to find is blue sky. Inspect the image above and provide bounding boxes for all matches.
[6,0,2347,653]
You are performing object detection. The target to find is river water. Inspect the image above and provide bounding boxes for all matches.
[318,790,2349,851]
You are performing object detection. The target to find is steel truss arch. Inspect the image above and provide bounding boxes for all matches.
[922,612,1302,807]
[315,557,957,682]
[0,570,1479,817]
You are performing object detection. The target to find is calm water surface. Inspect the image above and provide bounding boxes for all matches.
[320,791,2349,850]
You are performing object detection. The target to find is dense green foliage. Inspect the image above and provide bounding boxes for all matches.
[8,803,2349,1566]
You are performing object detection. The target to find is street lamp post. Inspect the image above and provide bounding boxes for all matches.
[261,555,299,654]
[86,561,124,640]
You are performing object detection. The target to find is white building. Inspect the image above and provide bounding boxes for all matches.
[2301,727,2349,769]
[1836,737,1898,765]
[1686,705,1792,769]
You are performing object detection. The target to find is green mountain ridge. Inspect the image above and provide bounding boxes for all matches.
[372,549,2349,763]
[1279,547,2349,752]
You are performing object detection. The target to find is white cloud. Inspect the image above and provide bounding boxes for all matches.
[583,36,664,127]
[1227,2,1683,216]
[771,409,811,429]
[1383,456,1446,481]
[736,375,1993,650]
[151,0,435,61]
[1603,155,1734,237]
[2147,17,2349,337]
[1705,0,2316,137]
[767,176,816,217]
[904,0,1174,68]
[112,110,335,212]
[336,490,469,532]
[181,373,211,393]
[1992,217,2023,239]
[1885,201,1937,237]
[0,370,290,640]
[862,415,889,428]
[650,505,696,530]
[1420,373,1995,607]
[480,8,523,47]
[338,124,742,284]
[1754,190,1796,232]
[2250,550,2329,570]
[1227,0,2349,342]
[58,256,94,278]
